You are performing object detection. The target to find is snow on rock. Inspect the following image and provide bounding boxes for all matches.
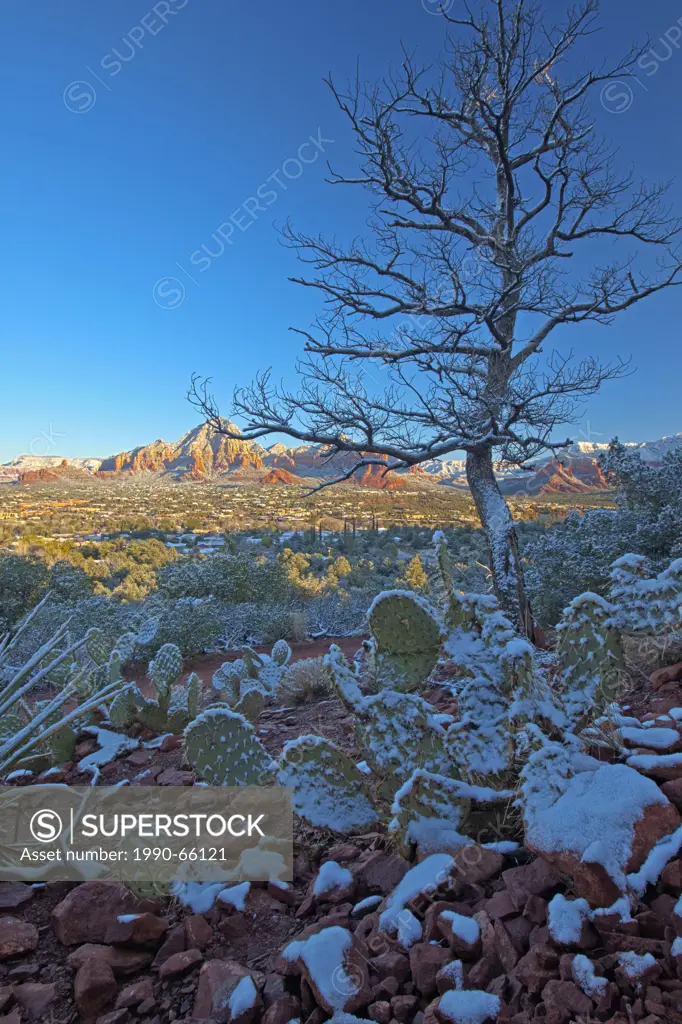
[227,975,258,1018]
[290,926,370,1015]
[626,823,682,895]
[571,954,609,998]
[217,882,251,911]
[547,894,591,945]
[616,951,657,980]
[351,895,382,918]
[621,726,681,751]
[313,861,353,898]
[438,910,480,951]
[626,752,682,780]
[523,761,680,906]
[436,988,501,1022]
[78,726,140,769]
[378,854,454,944]
[170,881,226,914]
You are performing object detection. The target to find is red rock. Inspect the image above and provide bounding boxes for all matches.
[159,734,182,752]
[662,778,682,810]
[125,749,151,766]
[450,845,504,885]
[0,1011,22,1024]
[523,894,547,925]
[96,1011,131,1024]
[436,911,480,958]
[327,844,361,861]
[152,923,186,967]
[66,943,153,976]
[651,663,682,689]
[540,979,592,1024]
[502,859,561,910]
[0,990,12,1015]
[367,1000,392,1023]
[0,917,39,959]
[266,881,296,906]
[158,947,202,978]
[485,890,516,920]
[104,912,169,946]
[193,959,260,1023]
[185,913,213,949]
[370,951,410,983]
[493,918,521,971]
[0,884,33,910]
[155,767,194,785]
[409,943,451,997]
[467,952,503,989]
[392,994,419,1021]
[511,944,559,994]
[353,852,409,895]
[504,914,533,952]
[52,882,147,945]
[74,957,117,1019]
[262,993,301,1024]
[424,900,473,941]
[115,977,154,1008]
[13,982,56,1015]
[662,859,682,888]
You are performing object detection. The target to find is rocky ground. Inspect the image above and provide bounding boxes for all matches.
[2,667,682,1024]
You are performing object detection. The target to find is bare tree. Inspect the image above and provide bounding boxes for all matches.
[190,0,682,636]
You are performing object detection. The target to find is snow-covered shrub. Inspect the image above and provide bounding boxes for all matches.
[157,553,289,604]
[526,441,682,624]
[610,554,682,635]
[279,657,334,704]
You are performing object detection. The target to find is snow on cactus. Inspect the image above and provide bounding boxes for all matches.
[278,735,379,832]
[447,675,514,780]
[354,689,451,797]
[325,645,364,711]
[84,627,110,666]
[184,707,276,786]
[611,554,682,634]
[389,769,472,855]
[367,590,445,692]
[555,593,625,729]
[149,643,183,694]
[271,639,291,667]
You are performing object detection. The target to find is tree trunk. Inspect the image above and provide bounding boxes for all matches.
[466,446,534,638]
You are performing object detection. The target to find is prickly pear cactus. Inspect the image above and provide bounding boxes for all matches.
[326,646,364,711]
[234,689,264,723]
[278,735,379,831]
[212,662,242,701]
[556,593,625,728]
[167,672,201,733]
[367,591,445,692]
[149,644,183,694]
[135,617,160,647]
[85,628,110,666]
[113,632,138,665]
[271,640,291,667]
[356,689,451,797]
[389,769,472,855]
[184,708,276,786]
[446,675,514,780]
[108,684,140,731]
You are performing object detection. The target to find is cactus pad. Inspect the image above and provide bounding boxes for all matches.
[389,769,472,855]
[446,676,514,779]
[84,628,110,666]
[149,643,183,692]
[108,684,140,731]
[356,690,451,796]
[234,689,265,723]
[278,735,379,831]
[184,708,276,786]
[271,640,292,667]
[368,591,444,691]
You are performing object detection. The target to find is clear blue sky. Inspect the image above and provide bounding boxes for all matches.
[2,0,682,462]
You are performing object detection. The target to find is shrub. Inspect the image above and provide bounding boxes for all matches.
[280,657,334,704]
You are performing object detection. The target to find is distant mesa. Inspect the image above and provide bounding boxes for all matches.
[2,426,681,495]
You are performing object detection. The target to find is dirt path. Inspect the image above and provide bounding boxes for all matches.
[126,635,368,694]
